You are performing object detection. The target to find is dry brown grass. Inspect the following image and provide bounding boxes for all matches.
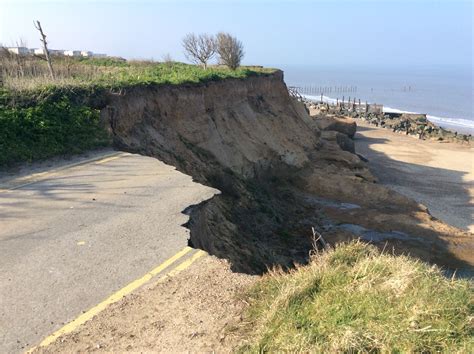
[0,48,128,91]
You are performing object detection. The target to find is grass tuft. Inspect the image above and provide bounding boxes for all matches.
[240,240,474,352]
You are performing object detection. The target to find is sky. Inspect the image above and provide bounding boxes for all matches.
[0,0,472,69]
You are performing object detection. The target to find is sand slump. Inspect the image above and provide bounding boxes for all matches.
[100,72,474,274]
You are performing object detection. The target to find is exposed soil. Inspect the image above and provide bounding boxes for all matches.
[100,72,473,274]
[35,256,255,353]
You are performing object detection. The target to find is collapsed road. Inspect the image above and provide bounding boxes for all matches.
[0,151,217,353]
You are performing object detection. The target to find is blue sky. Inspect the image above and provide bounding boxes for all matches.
[0,0,472,68]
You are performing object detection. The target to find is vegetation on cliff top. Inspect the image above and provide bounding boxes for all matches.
[1,55,275,93]
[240,241,473,352]
[0,55,275,166]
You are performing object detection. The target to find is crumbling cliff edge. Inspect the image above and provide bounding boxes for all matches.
[101,71,473,274]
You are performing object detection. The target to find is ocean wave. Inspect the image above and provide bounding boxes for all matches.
[303,94,338,104]
[426,116,474,129]
[384,106,474,130]
[303,94,474,132]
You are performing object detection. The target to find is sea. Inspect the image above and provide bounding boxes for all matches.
[280,65,474,135]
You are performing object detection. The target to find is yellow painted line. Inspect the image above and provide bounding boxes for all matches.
[164,249,206,278]
[32,246,200,350]
[0,152,129,192]
[94,155,124,165]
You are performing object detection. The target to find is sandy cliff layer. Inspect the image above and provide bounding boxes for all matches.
[100,72,473,274]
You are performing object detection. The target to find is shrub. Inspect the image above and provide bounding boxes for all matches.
[0,94,110,166]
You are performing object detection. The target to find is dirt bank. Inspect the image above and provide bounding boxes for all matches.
[101,72,473,273]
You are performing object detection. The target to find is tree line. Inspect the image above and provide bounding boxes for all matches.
[182,32,244,70]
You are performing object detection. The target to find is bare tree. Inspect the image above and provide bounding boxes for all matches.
[34,20,54,79]
[216,32,244,70]
[182,33,216,69]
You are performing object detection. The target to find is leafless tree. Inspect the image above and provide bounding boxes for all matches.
[216,32,244,70]
[34,20,54,79]
[182,33,216,69]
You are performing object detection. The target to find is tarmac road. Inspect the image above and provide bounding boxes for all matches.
[0,151,218,353]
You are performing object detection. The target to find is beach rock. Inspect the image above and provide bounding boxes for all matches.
[321,130,356,153]
[313,116,357,138]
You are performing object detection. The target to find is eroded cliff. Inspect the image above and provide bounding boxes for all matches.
[100,71,473,274]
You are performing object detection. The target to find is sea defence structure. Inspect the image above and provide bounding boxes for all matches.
[303,99,472,144]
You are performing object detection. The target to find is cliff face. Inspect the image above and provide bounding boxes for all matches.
[103,71,318,180]
[101,72,473,274]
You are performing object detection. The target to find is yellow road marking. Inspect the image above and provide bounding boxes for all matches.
[32,246,202,350]
[94,155,124,165]
[0,152,129,192]
[164,249,206,278]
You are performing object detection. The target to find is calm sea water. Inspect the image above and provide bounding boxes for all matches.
[280,65,474,134]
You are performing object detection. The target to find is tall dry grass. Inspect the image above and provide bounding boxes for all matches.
[0,48,126,91]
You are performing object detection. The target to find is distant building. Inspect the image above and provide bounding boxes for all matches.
[6,47,30,55]
[64,50,81,57]
[33,48,64,56]
[50,49,65,56]
[7,47,106,58]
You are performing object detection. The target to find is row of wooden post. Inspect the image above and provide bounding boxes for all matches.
[319,93,372,113]
[301,86,357,94]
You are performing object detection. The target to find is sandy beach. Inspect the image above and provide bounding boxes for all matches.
[355,120,474,232]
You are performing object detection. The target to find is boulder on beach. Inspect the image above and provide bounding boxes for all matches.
[314,116,357,138]
[321,130,356,153]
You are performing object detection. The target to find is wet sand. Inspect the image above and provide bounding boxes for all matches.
[355,120,473,232]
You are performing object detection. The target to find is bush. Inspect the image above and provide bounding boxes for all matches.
[240,241,474,352]
[0,94,110,166]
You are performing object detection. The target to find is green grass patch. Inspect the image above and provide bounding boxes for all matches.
[240,241,473,352]
[4,60,276,93]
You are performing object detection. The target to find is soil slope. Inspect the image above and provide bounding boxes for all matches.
[101,71,473,273]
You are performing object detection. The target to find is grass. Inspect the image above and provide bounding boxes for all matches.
[239,241,473,352]
[1,55,276,92]
[0,54,275,166]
